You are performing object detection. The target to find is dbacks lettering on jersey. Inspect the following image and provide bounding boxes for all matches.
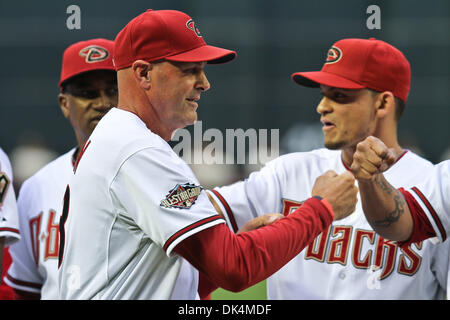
[282,199,423,279]
[160,183,203,209]
[29,210,60,264]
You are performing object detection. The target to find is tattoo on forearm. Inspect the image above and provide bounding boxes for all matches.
[372,175,405,228]
[374,175,392,195]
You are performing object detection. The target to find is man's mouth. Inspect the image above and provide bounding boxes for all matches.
[321,118,336,130]
[90,113,106,122]
[186,97,200,107]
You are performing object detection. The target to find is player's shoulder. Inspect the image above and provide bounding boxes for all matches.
[436,159,450,172]
[86,108,181,177]
[399,150,433,167]
[391,150,433,175]
[93,108,168,155]
[0,147,13,174]
[20,148,75,191]
[387,150,434,184]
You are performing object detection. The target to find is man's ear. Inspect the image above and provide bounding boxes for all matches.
[132,60,153,90]
[58,93,70,119]
[374,91,395,119]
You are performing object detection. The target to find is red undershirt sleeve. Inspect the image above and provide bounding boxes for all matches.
[174,197,333,293]
[397,188,436,247]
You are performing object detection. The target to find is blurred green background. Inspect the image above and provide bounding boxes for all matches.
[212,281,266,300]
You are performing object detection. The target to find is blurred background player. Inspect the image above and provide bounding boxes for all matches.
[207,38,449,299]
[4,38,117,299]
[0,148,20,299]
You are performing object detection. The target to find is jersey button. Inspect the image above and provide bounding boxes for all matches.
[338,270,346,280]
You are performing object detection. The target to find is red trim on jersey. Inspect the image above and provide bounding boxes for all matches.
[396,150,408,162]
[5,273,42,290]
[209,189,238,233]
[73,140,91,173]
[71,147,79,169]
[341,150,409,172]
[174,197,333,293]
[163,215,223,252]
[0,227,20,234]
[397,188,437,246]
[411,187,445,242]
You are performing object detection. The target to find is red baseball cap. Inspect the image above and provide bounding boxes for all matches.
[291,38,411,102]
[59,38,115,88]
[113,9,237,70]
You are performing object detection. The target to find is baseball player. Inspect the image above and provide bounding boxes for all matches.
[350,136,449,245]
[207,38,450,299]
[0,148,20,279]
[58,9,358,300]
[4,39,117,299]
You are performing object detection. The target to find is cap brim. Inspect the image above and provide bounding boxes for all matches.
[165,45,236,64]
[59,66,116,88]
[291,71,365,89]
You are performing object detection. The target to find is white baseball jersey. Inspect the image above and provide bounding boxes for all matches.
[5,148,76,299]
[58,108,224,300]
[210,149,450,299]
[406,160,449,244]
[0,148,20,246]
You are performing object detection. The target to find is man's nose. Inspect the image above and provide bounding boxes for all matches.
[93,90,117,110]
[316,97,333,115]
[196,70,210,92]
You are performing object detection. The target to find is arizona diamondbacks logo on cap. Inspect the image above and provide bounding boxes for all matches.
[160,183,203,209]
[79,45,109,63]
[325,46,342,64]
[186,19,202,37]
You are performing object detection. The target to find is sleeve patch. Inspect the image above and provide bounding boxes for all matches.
[160,183,203,209]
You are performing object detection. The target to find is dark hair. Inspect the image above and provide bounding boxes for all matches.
[368,89,405,122]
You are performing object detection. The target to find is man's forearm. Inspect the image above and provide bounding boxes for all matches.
[358,173,413,241]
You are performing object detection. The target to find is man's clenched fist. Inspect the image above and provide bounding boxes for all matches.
[351,136,397,181]
[312,170,358,220]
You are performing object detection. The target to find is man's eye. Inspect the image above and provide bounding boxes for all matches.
[183,67,199,75]
[334,92,347,99]
[76,90,99,99]
[106,88,118,96]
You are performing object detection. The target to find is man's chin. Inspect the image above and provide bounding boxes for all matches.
[324,140,346,150]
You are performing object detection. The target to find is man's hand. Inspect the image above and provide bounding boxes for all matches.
[351,136,397,181]
[237,213,285,234]
[312,170,358,220]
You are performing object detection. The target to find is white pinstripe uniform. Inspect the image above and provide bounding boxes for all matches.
[58,108,224,299]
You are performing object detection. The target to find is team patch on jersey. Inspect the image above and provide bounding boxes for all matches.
[160,183,203,209]
[325,46,342,64]
[0,172,10,207]
[79,45,109,63]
